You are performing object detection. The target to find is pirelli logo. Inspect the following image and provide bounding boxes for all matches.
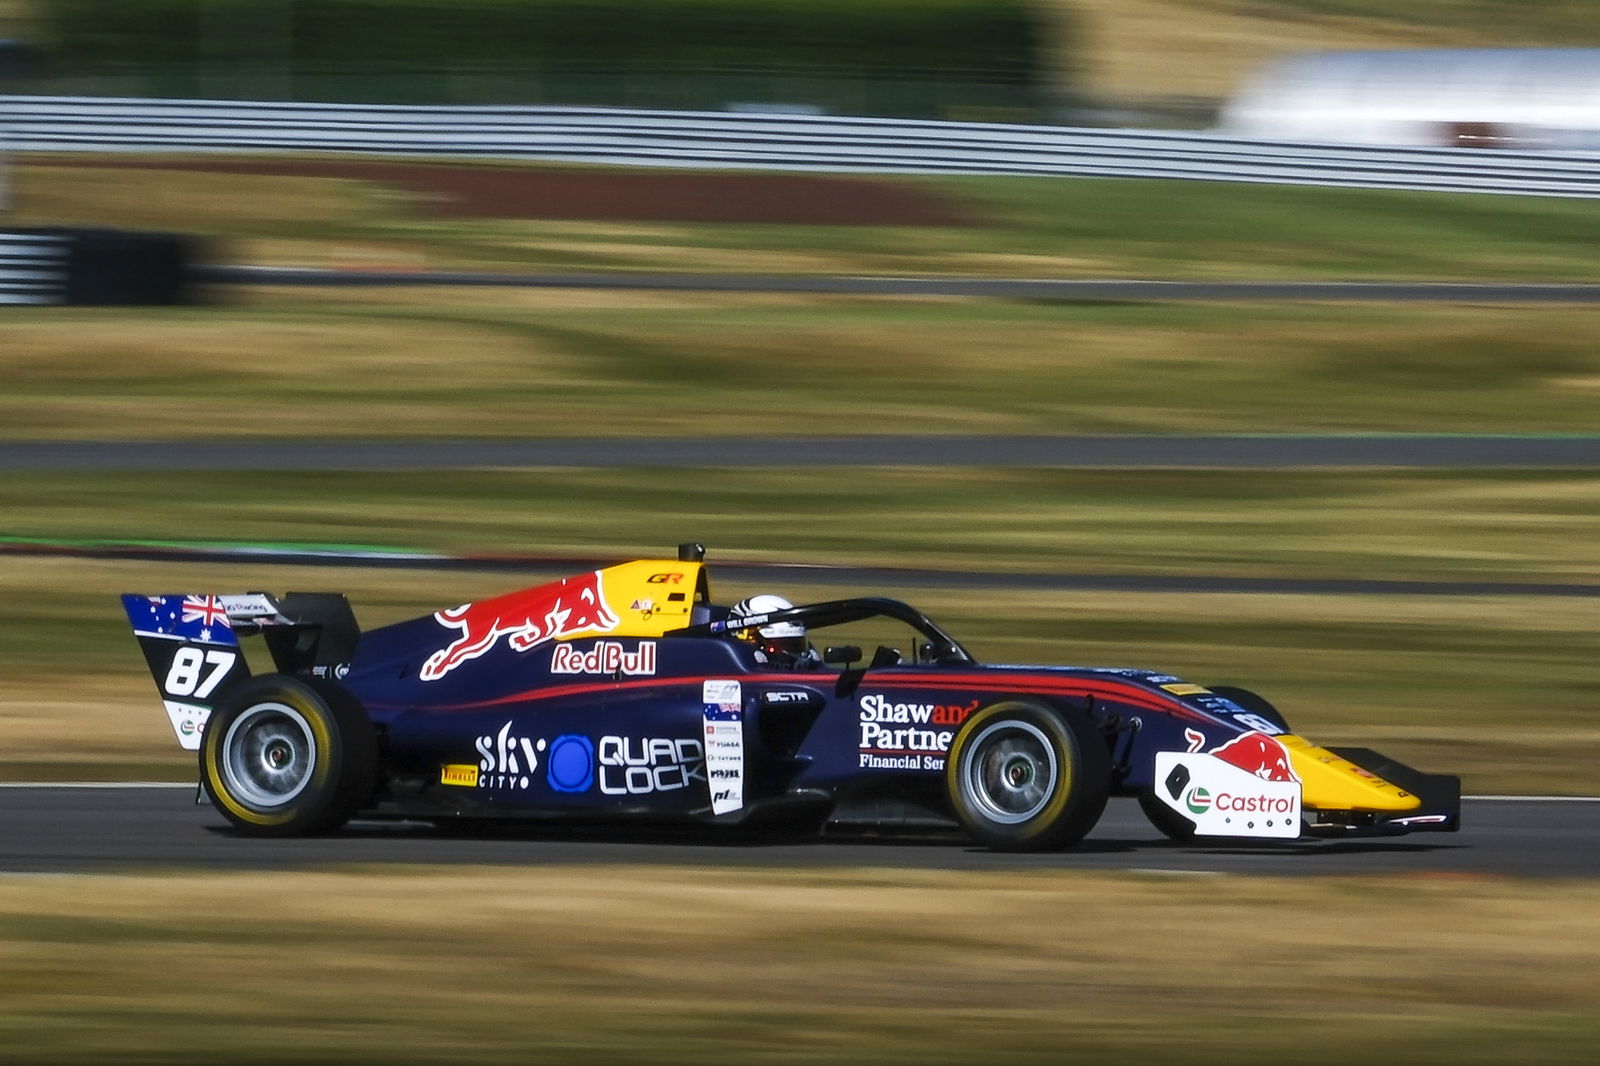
[440,764,479,787]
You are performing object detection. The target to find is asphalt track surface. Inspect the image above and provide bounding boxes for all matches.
[7,435,1600,471]
[203,267,1600,304]
[3,787,1595,878]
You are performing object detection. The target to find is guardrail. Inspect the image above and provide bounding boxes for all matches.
[0,231,68,305]
[4,95,1600,197]
[0,228,198,305]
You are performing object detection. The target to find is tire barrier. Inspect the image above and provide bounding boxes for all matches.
[4,95,1599,197]
[0,228,200,305]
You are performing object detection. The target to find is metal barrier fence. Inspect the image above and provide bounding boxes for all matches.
[0,231,68,305]
[4,95,1600,197]
[0,228,198,305]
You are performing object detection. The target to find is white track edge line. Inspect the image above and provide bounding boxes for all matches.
[0,781,194,789]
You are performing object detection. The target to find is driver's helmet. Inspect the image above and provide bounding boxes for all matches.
[728,594,817,668]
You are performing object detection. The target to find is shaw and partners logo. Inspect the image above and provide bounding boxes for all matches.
[421,571,620,681]
[856,694,979,766]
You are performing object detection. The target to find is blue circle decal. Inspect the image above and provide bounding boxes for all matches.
[546,734,595,793]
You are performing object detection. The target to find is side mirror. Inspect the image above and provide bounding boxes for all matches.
[823,645,862,666]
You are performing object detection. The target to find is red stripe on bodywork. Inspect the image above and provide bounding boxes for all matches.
[859,671,1222,724]
[371,669,1223,726]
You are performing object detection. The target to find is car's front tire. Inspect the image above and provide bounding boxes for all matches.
[1137,790,1199,842]
[945,701,1110,852]
[200,675,377,836]
[1208,685,1290,732]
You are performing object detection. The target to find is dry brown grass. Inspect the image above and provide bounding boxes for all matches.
[7,165,369,234]
[0,866,1595,1063]
[7,295,1600,439]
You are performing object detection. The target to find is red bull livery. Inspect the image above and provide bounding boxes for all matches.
[121,545,1460,851]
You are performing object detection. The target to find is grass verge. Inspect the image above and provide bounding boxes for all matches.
[7,468,1600,583]
[9,161,1600,282]
[6,297,1600,438]
[0,866,1596,1064]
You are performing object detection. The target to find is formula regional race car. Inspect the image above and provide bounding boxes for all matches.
[122,545,1459,851]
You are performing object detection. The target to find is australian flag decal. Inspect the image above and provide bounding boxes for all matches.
[122,594,239,646]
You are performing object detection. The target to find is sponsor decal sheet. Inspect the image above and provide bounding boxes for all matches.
[702,680,744,815]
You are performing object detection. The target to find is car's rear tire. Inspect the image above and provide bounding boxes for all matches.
[200,675,377,836]
[945,700,1110,852]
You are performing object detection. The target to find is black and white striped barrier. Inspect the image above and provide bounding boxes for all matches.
[0,228,199,305]
[0,230,69,304]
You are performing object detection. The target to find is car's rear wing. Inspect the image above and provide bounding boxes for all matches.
[120,592,359,749]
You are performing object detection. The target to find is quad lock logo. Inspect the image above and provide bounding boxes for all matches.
[597,736,705,795]
[471,726,704,796]
[538,734,707,796]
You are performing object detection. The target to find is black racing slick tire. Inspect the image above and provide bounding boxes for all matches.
[944,701,1111,852]
[199,675,378,837]
[1138,791,1198,842]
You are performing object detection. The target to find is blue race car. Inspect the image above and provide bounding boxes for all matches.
[122,544,1459,851]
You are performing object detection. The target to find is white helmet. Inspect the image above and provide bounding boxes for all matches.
[729,594,813,664]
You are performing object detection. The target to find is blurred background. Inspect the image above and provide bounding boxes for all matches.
[0,0,1596,123]
[2,3,1599,1063]
[3,0,1598,796]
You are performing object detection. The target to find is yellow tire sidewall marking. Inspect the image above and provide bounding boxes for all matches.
[947,702,1076,839]
[204,687,335,827]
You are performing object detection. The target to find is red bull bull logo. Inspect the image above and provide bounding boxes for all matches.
[421,571,621,681]
[1210,731,1299,784]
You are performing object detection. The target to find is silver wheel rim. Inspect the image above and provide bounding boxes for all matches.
[221,701,317,810]
[960,720,1058,824]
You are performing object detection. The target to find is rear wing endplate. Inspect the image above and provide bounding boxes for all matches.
[121,592,359,749]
